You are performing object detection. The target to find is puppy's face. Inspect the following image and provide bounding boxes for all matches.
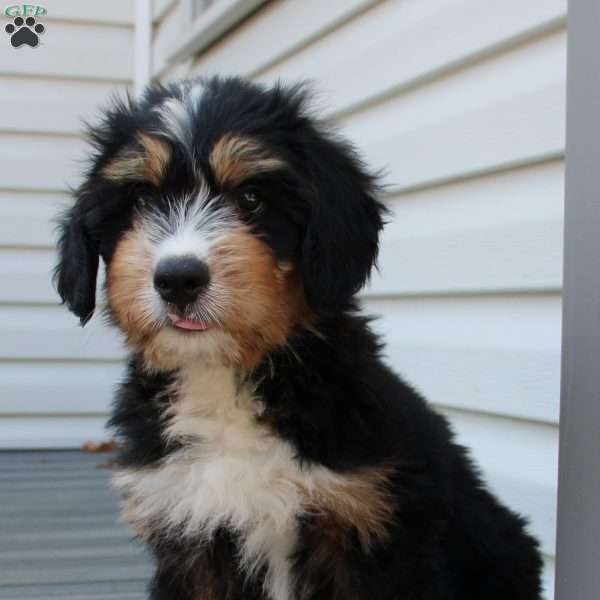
[55,78,384,370]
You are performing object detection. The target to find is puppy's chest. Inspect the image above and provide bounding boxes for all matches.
[114,364,309,599]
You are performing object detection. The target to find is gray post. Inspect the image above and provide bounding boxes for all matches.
[555,1,600,599]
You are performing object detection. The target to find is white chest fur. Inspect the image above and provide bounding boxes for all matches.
[114,364,338,600]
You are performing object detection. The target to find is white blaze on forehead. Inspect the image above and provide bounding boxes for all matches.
[182,79,204,108]
[155,81,205,151]
[143,185,238,265]
[158,97,193,149]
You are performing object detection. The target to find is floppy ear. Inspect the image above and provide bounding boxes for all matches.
[53,92,171,325]
[54,196,99,326]
[301,138,386,313]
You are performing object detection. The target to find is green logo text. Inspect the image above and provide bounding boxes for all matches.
[4,4,46,17]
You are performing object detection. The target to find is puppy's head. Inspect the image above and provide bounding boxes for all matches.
[55,77,385,369]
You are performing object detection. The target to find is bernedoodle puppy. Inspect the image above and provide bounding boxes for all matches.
[55,76,542,600]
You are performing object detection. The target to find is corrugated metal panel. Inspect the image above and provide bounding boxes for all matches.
[0,451,151,599]
[154,1,565,597]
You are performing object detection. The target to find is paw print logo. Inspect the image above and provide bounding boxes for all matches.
[5,16,45,48]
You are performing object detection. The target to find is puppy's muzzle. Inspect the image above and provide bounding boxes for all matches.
[154,255,210,312]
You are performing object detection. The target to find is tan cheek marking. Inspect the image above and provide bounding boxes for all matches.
[102,132,172,186]
[107,226,156,345]
[209,134,285,188]
[211,229,311,368]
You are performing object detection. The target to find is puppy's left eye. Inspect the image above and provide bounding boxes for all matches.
[237,191,263,214]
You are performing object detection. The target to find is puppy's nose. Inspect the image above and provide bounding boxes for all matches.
[153,256,210,310]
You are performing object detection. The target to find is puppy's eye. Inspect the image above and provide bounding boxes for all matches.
[237,191,263,214]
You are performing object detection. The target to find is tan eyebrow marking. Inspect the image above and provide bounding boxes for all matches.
[209,133,286,188]
[102,132,172,187]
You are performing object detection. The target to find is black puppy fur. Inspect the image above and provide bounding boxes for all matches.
[55,76,543,600]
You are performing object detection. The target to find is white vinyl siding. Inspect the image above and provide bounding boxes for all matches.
[0,1,133,448]
[154,1,565,597]
[0,2,561,596]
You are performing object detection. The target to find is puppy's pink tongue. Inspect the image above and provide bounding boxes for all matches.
[168,314,210,331]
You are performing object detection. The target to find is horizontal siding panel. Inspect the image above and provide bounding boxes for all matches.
[0,191,66,247]
[0,417,110,449]
[441,408,558,558]
[0,247,105,303]
[0,362,123,414]
[373,212,562,294]
[0,77,128,135]
[357,82,565,192]
[337,29,565,150]
[0,249,56,302]
[364,295,561,423]
[160,60,194,83]
[188,0,377,79]
[0,134,86,192]
[255,0,566,117]
[0,247,107,303]
[326,30,567,192]
[41,0,134,25]
[369,161,564,296]
[0,22,133,81]
[0,306,123,361]
[2,247,58,304]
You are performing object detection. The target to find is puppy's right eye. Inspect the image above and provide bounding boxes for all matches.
[237,191,263,214]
